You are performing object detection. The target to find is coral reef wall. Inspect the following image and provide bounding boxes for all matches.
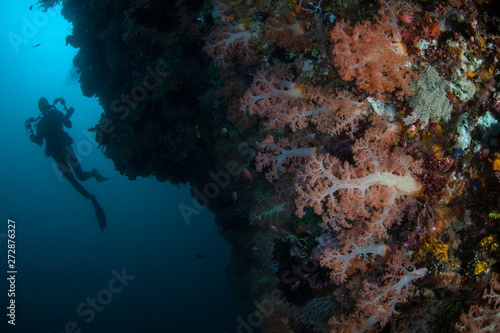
[39,0,500,331]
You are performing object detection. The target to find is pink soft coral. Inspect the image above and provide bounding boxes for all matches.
[287,89,368,138]
[321,238,388,284]
[456,274,500,332]
[330,0,415,100]
[295,120,421,244]
[262,15,312,53]
[203,23,258,68]
[241,70,368,135]
[240,69,306,129]
[329,252,427,332]
[255,135,317,183]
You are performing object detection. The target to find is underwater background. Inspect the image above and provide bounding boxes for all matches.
[0,1,251,332]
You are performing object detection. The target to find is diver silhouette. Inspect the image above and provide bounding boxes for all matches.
[27,97,109,231]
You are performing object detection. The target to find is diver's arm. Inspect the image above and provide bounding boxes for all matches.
[56,109,72,128]
[63,118,72,128]
[29,132,43,146]
[63,107,74,128]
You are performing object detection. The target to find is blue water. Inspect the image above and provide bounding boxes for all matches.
[0,2,251,332]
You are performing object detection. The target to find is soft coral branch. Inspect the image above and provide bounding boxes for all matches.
[240,69,369,136]
[240,69,306,129]
[204,23,258,68]
[321,239,388,284]
[330,252,427,332]
[295,121,421,244]
[356,253,427,330]
[256,135,317,183]
[288,89,368,138]
[262,15,312,53]
[456,274,500,332]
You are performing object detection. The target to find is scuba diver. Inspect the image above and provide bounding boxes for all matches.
[26,97,109,231]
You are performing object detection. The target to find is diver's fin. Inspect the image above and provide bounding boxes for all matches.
[92,168,110,183]
[90,196,107,231]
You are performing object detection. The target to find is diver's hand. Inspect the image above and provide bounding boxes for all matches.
[53,97,65,106]
[63,118,72,128]
[29,133,42,146]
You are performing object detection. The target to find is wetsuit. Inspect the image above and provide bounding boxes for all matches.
[30,107,107,230]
